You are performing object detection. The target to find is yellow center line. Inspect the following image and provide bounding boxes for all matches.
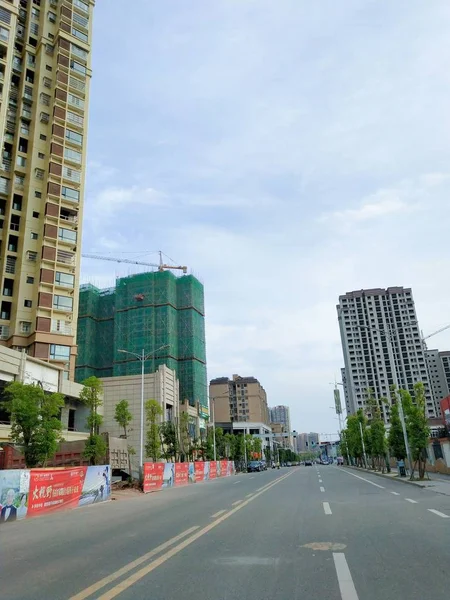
[68,526,200,600]
[71,470,294,600]
[211,509,227,518]
[232,499,243,506]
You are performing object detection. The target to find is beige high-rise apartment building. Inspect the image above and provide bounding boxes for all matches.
[0,0,94,380]
[209,374,270,425]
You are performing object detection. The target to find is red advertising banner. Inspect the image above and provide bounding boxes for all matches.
[28,467,86,517]
[143,463,165,493]
[175,463,189,486]
[194,461,205,482]
[209,461,217,480]
[220,460,228,477]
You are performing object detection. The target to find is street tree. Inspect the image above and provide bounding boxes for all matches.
[365,390,387,471]
[114,399,133,438]
[114,399,134,477]
[215,427,225,459]
[223,433,234,459]
[1,381,65,468]
[402,383,430,479]
[253,436,263,459]
[178,412,191,462]
[388,402,406,460]
[80,376,106,465]
[145,399,162,461]
[159,421,179,462]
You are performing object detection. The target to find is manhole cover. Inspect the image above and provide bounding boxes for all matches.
[302,542,347,551]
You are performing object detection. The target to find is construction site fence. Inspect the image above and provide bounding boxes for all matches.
[0,465,111,525]
[143,460,235,493]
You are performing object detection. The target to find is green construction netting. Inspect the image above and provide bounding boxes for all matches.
[76,272,207,407]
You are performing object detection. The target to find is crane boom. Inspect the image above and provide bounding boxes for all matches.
[423,323,450,341]
[82,253,188,273]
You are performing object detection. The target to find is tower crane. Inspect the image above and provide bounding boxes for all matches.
[82,251,187,273]
[422,324,450,341]
[421,323,450,350]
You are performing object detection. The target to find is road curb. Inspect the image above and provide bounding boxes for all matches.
[344,465,428,488]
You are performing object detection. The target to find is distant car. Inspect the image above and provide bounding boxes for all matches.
[247,461,262,473]
[286,462,292,467]
[304,460,313,466]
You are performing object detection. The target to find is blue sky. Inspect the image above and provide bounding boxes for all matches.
[82,1,450,435]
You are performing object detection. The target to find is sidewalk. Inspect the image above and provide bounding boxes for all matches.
[344,465,450,496]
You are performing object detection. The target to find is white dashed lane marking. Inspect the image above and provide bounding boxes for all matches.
[323,502,332,515]
[428,509,450,519]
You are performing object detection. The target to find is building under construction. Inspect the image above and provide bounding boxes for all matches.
[75,271,207,417]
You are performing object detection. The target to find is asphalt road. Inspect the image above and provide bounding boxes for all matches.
[2,465,450,600]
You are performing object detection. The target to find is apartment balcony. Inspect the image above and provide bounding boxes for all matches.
[56,250,75,266]
[60,212,78,224]
[51,323,73,335]
[1,158,11,172]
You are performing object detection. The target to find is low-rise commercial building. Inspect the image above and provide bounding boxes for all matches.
[0,346,90,444]
[101,365,201,465]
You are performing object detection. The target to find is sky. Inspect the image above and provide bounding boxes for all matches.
[81,0,450,436]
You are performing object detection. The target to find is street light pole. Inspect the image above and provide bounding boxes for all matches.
[140,348,145,470]
[212,397,216,461]
[118,344,169,478]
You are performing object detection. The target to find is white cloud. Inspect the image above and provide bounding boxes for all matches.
[83,1,450,434]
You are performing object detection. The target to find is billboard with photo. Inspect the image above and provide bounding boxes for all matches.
[28,467,86,517]
[175,463,189,486]
[143,463,165,493]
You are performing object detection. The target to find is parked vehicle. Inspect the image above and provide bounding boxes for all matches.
[286,462,292,467]
[304,460,313,466]
[247,460,262,473]
[259,460,268,470]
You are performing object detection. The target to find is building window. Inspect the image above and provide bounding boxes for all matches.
[61,186,80,202]
[48,11,56,23]
[35,168,45,179]
[35,191,42,198]
[58,227,77,243]
[49,344,70,360]
[32,211,39,218]
[72,28,88,43]
[16,156,26,167]
[0,7,11,25]
[73,12,89,28]
[20,321,31,333]
[38,152,45,159]
[31,232,38,240]
[26,276,34,284]
[27,251,37,261]
[71,43,88,60]
[55,272,74,288]
[40,134,47,141]
[64,147,82,163]
[24,299,32,308]
[68,93,85,109]
[0,26,9,43]
[53,295,73,311]
[65,129,83,145]
[31,7,40,19]
[74,0,89,12]
[70,60,86,75]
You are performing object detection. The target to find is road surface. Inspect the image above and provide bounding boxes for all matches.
[2,465,450,599]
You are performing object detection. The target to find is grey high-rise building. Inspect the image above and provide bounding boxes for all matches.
[426,349,450,417]
[296,432,319,453]
[337,287,437,421]
[269,405,291,432]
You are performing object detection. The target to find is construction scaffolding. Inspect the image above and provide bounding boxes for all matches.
[75,273,207,413]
